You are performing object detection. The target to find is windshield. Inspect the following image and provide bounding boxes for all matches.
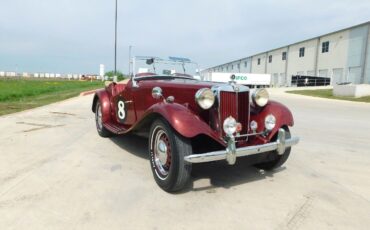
[131,56,200,79]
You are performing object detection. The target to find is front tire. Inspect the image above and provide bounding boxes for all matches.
[95,101,112,137]
[255,127,291,170]
[149,119,192,192]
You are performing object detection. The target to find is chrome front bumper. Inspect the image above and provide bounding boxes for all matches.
[184,128,300,165]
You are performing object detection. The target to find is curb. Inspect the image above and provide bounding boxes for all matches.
[80,89,102,96]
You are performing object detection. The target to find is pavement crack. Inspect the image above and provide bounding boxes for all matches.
[0,192,46,208]
[16,122,65,133]
[50,111,76,116]
[16,122,47,127]
[286,195,314,229]
[23,124,65,133]
[297,159,370,205]
[0,157,54,185]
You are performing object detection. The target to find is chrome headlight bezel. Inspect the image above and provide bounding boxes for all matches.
[264,114,276,131]
[195,88,215,110]
[252,88,269,107]
[223,116,237,136]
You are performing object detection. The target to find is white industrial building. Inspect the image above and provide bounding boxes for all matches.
[203,21,370,87]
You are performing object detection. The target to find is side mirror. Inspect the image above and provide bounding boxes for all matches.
[163,69,171,75]
[152,87,163,99]
[146,58,154,65]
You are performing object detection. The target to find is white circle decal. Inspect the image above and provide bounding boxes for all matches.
[117,100,126,120]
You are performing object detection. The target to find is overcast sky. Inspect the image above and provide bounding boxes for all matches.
[0,0,369,74]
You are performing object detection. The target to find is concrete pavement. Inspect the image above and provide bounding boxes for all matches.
[0,91,369,230]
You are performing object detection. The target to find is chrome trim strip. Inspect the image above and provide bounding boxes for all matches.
[235,131,265,138]
[235,131,266,142]
[214,84,249,93]
[184,128,300,164]
[236,87,239,121]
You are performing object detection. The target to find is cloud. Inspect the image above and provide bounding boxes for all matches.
[0,0,369,73]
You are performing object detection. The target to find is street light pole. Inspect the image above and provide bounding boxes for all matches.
[128,45,133,76]
[114,0,118,76]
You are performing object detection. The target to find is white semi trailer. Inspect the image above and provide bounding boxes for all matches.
[202,72,271,87]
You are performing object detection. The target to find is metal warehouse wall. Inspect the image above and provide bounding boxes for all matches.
[205,21,370,87]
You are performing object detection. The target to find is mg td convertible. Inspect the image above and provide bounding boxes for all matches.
[92,56,300,192]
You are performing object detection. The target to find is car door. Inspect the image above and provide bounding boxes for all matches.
[112,81,137,126]
[130,80,162,121]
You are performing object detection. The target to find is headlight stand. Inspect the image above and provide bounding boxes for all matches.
[226,136,237,165]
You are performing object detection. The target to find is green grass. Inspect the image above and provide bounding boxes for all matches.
[0,78,104,116]
[286,89,370,103]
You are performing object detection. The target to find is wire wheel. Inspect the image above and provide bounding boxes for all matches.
[94,101,112,137]
[151,127,172,180]
[96,103,103,132]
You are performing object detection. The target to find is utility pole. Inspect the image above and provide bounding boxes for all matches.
[128,45,133,77]
[114,0,118,77]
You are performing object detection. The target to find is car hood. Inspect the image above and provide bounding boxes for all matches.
[137,77,223,89]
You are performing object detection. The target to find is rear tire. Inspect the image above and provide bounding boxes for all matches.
[95,101,112,137]
[255,127,291,170]
[149,119,192,192]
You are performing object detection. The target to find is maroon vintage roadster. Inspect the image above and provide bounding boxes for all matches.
[92,56,299,192]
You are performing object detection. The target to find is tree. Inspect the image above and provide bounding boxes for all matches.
[105,70,127,81]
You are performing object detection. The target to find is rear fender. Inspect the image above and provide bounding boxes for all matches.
[141,103,224,145]
[92,89,112,124]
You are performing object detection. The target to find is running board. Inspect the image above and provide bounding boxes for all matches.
[104,122,127,134]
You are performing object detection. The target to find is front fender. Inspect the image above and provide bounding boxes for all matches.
[92,89,112,124]
[142,102,224,145]
[250,100,294,140]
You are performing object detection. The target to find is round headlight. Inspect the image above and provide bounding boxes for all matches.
[223,116,237,136]
[265,114,276,131]
[195,88,215,110]
[252,88,269,107]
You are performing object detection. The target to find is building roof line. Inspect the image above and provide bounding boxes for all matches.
[206,20,370,70]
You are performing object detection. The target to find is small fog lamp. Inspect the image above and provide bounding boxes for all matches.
[223,116,237,136]
[250,120,258,131]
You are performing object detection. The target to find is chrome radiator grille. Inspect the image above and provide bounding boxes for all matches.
[219,91,250,135]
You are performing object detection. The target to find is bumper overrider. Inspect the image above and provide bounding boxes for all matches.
[184,128,300,165]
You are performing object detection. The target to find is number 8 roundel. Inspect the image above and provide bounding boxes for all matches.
[116,97,127,123]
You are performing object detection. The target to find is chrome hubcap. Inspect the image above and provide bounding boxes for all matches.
[157,140,168,165]
[96,104,103,131]
[151,128,171,180]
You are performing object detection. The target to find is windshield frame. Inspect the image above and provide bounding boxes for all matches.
[134,75,198,82]
[131,56,199,78]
